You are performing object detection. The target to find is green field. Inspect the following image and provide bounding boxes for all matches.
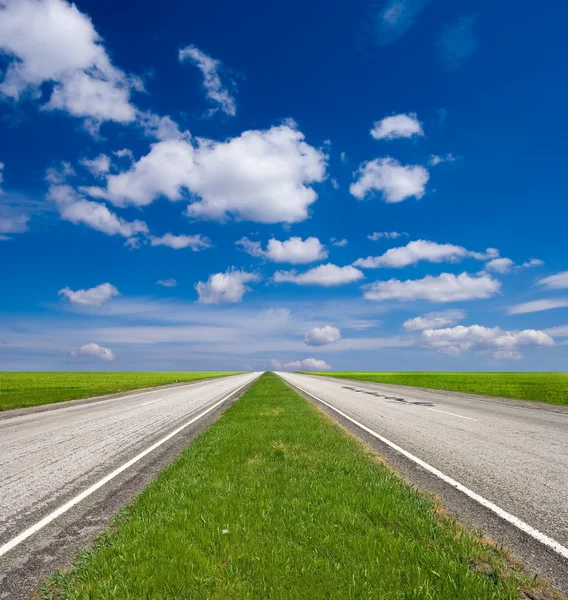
[309,372,568,405]
[43,373,543,600]
[0,372,238,411]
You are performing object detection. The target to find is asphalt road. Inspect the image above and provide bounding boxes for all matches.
[0,372,259,597]
[279,372,568,585]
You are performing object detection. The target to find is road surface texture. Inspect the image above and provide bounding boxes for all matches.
[0,372,260,600]
[279,372,568,594]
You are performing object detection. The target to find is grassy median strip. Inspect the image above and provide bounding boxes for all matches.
[0,372,238,411]
[44,373,542,599]
[311,372,568,406]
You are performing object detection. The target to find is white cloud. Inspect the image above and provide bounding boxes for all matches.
[376,0,434,44]
[86,123,327,223]
[403,310,465,331]
[274,264,364,287]
[282,357,332,371]
[493,351,523,361]
[48,184,148,238]
[507,299,568,315]
[305,325,342,347]
[545,325,568,337]
[70,342,116,361]
[350,158,429,202]
[537,271,568,290]
[330,178,339,190]
[370,113,424,140]
[521,258,544,268]
[268,359,282,370]
[157,278,177,288]
[438,14,477,70]
[195,269,259,304]
[80,154,110,177]
[179,44,236,116]
[236,236,327,264]
[0,161,4,190]
[364,272,501,302]
[0,214,29,236]
[354,239,498,269]
[367,231,406,241]
[484,257,514,274]
[114,149,134,161]
[0,0,138,127]
[59,282,119,307]
[429,153,456,166]
[45,161,76,185]
[330,238,348,247]
[136,112,187,142]
[422,324,553,360]
[149,233,211,251]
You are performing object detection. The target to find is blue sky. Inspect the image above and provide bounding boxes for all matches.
[1,0,567,371]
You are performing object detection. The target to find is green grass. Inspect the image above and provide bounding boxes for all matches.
[0,372,238,411]
[43,373,541,600]
[309,372,568,405]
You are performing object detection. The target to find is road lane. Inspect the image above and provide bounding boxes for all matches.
[0,372,259,551]
[278,372,568,552]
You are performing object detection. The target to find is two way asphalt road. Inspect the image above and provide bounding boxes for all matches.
[279,372,568,573]
[0,372,259,598]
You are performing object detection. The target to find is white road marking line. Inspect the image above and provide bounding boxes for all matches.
[285,377,568,561]
[140,399,162,406]
[428,408,477,421]
[0,375,257,558]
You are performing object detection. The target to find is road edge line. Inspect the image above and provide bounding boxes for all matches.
[0,374,259,558]
[281,375,568,561]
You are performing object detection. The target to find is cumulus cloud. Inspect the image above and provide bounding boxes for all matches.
[350,158,429,203]
[330,238,348,247]
[484,257,514,274]
[376,0,434,44]
[429,154,456,166]
[421,324,553,360]
[0,214,29,237]
[59,282,119,307]
[80,154,110,177]
[370,113,424,140]
[282,358,332,371]
[274,264,364,287]
[236,236,327,264]
[268,357,331,371]
[507,299,568,315]
[0,0,139,127]
[136,112,187,142]
[403,310,465,331]
[537,271,568,290]
[367,231,406,241]
[195,269,259,304]
[71,342,116,361]
[114,149,134,161]
[354,239,498,269]
[48,184,148,239]
[305,325,342,347]
[149,233,211,251]
[156,278,177,288]
[85,123,327,223]
[438,14,477,71]
[179,44,236,116]
[522,258,544,268]
[364,272,500,302]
